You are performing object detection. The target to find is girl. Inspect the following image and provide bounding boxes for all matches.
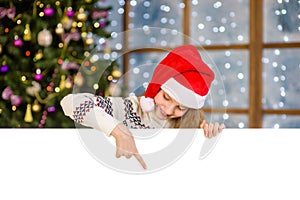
[61,45,225,169]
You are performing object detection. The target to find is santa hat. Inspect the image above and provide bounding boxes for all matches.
[140,44,215,112]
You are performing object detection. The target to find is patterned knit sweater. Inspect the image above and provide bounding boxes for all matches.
[60,93,168,136]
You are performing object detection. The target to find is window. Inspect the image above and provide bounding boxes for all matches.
[105,0,300,128]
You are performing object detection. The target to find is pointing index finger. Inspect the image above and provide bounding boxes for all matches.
[134,153,147,170]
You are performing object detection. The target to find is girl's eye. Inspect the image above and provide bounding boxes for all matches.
[163,93,170,100]
[178,107,187,112]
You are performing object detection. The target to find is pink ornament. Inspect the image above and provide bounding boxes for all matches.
[1,86,13,100]
[66,10,74,18]
[10,94,23,106]
[34,73,43,81]
[13,39,23,47]
[44,7,54,17]
[47,106,56,112]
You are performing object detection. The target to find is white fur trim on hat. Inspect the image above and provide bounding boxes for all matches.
[140,96,155,112]
[161,78,207,109]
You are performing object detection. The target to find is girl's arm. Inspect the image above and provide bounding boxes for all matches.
[60,93,121,136]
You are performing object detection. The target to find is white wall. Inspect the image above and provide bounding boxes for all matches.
[0,128,299,200]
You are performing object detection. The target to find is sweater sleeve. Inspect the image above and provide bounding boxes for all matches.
[60,93,121,136]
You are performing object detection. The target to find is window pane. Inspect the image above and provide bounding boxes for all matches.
[206,113,248,128]
[105,0,124,49]
[128,0,184,49]
[263,115,300,128]
[263,49,300,109]
[264,0,300,43]
[190,0,249,45]
[204,50,249,109]
[127,52,167,95]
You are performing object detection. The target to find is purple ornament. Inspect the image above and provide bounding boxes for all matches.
[2,86,13,100]
[44,7,54,17]
[10,94,23,106]
[66,10,75,18]
[100,21,106,28]
[13,39,23,47]
[0,65,9,73]
[47,106,56,112]
[34,74,43,81]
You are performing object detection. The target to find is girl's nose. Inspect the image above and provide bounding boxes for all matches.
[164,105,175,115]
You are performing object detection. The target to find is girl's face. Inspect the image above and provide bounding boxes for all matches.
[153,90,188,120]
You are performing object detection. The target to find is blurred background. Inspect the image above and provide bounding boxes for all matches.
[0,0,299,128]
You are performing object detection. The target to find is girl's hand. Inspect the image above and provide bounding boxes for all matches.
[200,120,225,138]
[110,123,147,169]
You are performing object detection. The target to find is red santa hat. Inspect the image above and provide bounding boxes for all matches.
[140,44,215,112]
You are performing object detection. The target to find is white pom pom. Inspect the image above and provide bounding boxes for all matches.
[140,96,155,112]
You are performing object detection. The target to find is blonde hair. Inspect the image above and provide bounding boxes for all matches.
[167,108,205,128]
[137,96,205,128]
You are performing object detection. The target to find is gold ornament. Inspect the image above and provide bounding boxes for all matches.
[74,75,84,86]
[85,0,92,3]
[85,37,94,45]
[77,8,87,21]
[32,100,41,112]
[65,77,73,89]
[23,24,32,41]
[112,68,122,79]
[24,104,33,123]
[37,29,53,47]
[55,23,64,35]
[59,75,66,90]
[104,44,111,54]
[34,50,43,60]
[61,16,73,30]
[0,44,2,54]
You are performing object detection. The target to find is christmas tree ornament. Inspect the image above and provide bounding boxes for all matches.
[38,110,48,128]
[26,81,41,96]
[32,100,41,112]
[47,106,56,112]
[37,29,53,47]
[59,75,66,90]
[1,86,13,100]
[61,15,73,30]
[55,23,64,35]
[34,50,43,61]
[74,75,84,86]
[85,36,94,45]
[0,44,2,54]
[10,94,23,106]
[13,36,23,47]
[104,43,111,54]
[23,24,32,41]
[34,73,43,81]
[77,8,87,21]
[0,6,16,19]
[85,0,92,3]
[0,64,9,73]
[64,77,73,89]
[44,6,54,17]
[92,10,108,20]
[112,68,122,79]
[66,7,75,18]
[100,21,106,28]
[24,104,33,122]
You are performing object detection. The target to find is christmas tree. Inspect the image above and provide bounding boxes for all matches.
[0,0,120,127]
